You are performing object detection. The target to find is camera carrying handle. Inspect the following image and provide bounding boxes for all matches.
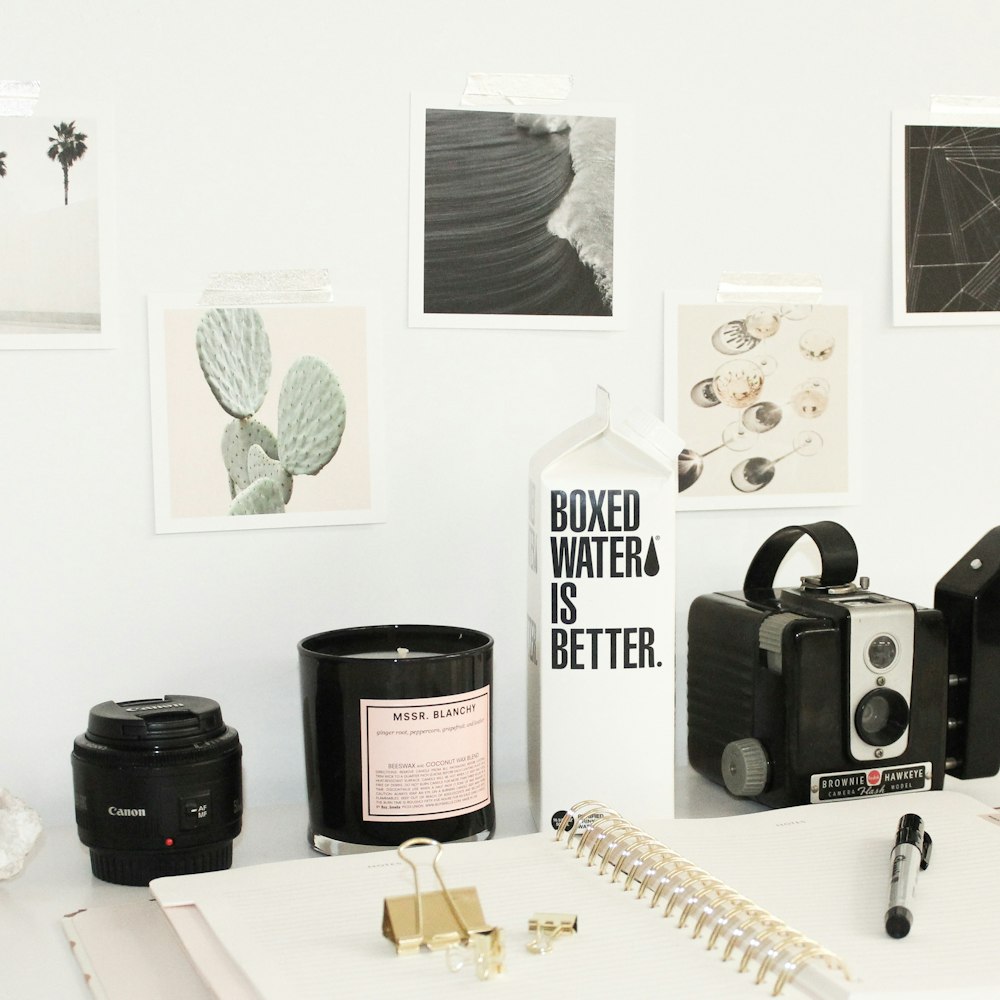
[743,521,859,593]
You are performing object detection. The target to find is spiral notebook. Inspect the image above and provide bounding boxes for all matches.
[146,790,1000,999]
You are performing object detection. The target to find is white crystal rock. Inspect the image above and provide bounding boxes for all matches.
[0,787,43,879]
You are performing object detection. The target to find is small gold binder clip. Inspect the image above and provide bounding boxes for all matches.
[527,912,578,954]
[382,837,504,980]
[446,924,505,980]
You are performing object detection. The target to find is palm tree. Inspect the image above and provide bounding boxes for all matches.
[47,121,87,205]
[0,151,7,179]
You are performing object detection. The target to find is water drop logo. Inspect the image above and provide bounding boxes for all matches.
[644,537,660,577]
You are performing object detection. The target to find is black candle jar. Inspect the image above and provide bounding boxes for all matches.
[299,624,495,851]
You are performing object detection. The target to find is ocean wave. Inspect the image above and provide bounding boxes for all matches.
[423,109,609,316]
[513,114,616,309]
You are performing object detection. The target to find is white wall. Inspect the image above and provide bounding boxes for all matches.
[4,0,1000,826]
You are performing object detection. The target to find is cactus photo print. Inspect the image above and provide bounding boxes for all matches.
[148,298,383,532]
[0,105,112,349]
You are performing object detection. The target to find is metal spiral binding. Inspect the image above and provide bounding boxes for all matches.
[608,831,658,883]
[554,799,851,997]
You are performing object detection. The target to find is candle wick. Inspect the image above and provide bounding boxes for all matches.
[396,647,410,657]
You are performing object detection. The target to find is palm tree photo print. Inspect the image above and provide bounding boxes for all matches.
[0,113,101,340]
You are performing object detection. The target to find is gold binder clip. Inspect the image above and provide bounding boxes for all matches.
[382,837,504,980]
[527,912,578,954]
[447,924,506,980]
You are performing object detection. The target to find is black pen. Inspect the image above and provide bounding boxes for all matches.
[885,813,932,938]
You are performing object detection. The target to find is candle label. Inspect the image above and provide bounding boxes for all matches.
[359,684,491,822]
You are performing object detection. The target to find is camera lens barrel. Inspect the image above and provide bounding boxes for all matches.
[855,688,910,747]
[71,696,242,886]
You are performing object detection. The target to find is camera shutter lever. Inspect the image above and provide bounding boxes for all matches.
[721,738,769,797]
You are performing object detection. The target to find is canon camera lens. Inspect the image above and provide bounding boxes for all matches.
[71,695,242,885]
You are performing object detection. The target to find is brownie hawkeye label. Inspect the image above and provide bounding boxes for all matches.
[810,762,932,803]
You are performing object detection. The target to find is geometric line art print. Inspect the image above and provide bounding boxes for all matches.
[896,119,1000,323]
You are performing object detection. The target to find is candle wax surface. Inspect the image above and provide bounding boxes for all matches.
[341,648,442,659]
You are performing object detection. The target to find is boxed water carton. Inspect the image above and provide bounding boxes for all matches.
[527,387,679,830]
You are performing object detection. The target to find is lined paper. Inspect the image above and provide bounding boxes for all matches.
[150,791,1000,999]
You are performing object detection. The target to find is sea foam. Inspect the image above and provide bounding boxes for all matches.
[514,113,615,308]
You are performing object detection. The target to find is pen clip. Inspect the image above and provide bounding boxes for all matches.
[919,831,932,870]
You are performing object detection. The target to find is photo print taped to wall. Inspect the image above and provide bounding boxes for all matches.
[0,101,115,349]
[893,111,1000,325]
[665,293,855,511]
[409,94,628,330]
[148,295,384,533]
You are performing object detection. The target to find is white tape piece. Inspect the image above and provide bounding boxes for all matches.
[930,94,1000,115]
[0,80,41,117]
[199,269,332,306]
[717,272,823,304]
[461,73,573,107]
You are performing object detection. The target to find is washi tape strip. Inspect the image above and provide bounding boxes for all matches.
[930,94,1000,115]
[716,271,823,304]
[0,80,41,117]
[199,268,332,306]
[461,72,573,106]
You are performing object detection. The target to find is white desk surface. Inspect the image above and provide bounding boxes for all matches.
[4,768,1000,1000]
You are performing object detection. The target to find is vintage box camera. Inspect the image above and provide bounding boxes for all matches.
[688,521,1000,807]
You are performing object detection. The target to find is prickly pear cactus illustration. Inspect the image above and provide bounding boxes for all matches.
[247,443,293,504]
[196,308,272,418]
[221,417,279,496]
[195,308,348,517]
[277,356,347,475]
[229,477,286,515]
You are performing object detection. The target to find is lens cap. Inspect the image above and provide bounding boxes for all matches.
[85,695,226,748]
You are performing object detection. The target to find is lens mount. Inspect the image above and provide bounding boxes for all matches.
[87,841,235,886]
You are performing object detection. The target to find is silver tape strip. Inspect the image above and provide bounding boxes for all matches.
[461,72,573,106]
[199,268,332,306]
[930,94,1000,115]
[716,271,823,304]
[0,80,41,117]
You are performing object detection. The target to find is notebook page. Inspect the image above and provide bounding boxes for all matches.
[639,789,1000,998]
[154,832,806,998]
[151,789,999,999]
